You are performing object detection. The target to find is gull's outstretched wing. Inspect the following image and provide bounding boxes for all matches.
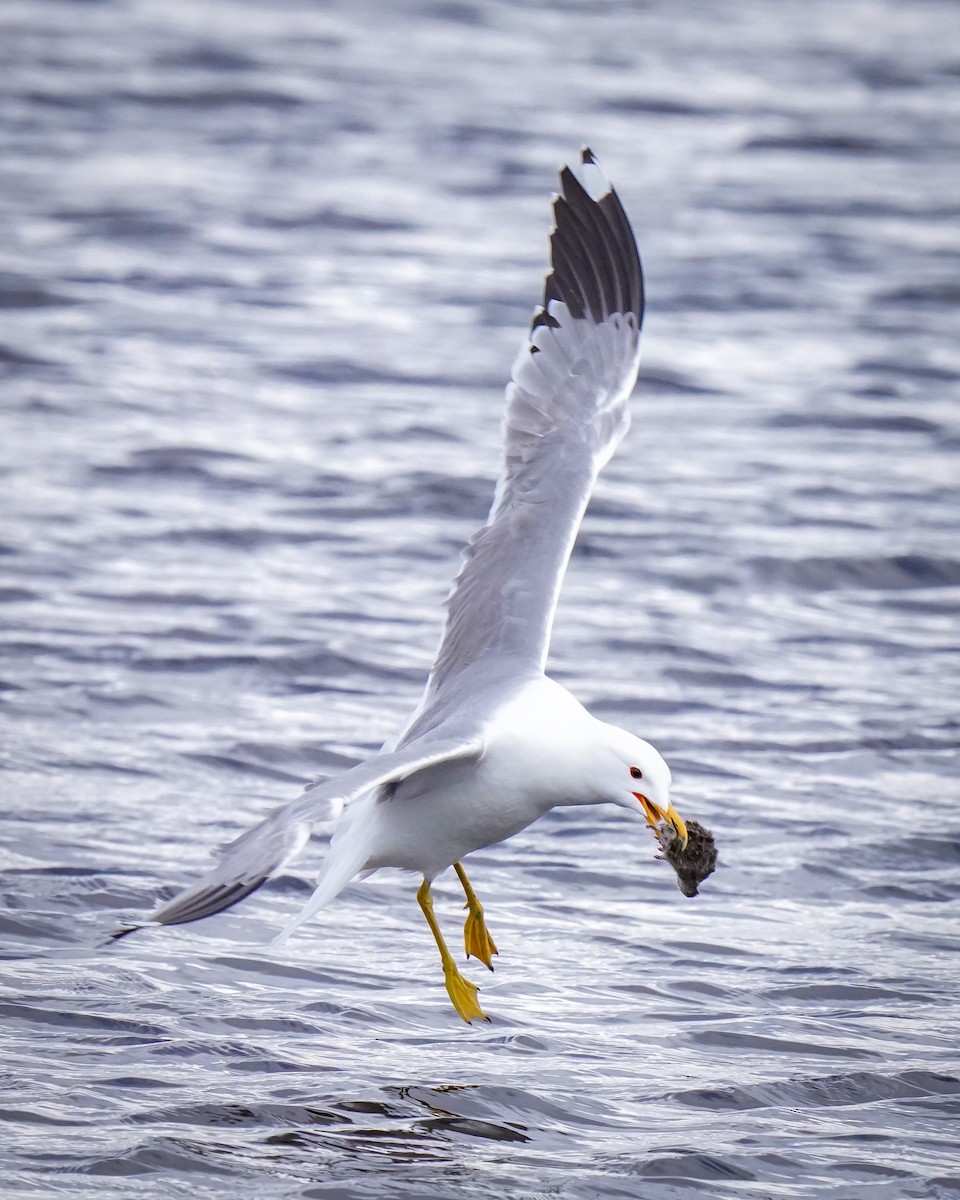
[109,733,484,940]
[420,149,644,706]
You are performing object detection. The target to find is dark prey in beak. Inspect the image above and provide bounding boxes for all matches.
[654,818,718,897]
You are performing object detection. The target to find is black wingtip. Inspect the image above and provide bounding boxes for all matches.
[104,923,141,945]
[105,875,271,947]
[531,305,561,333]
[537,151,643,329]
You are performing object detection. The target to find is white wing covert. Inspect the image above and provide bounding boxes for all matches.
[421,149,644,707]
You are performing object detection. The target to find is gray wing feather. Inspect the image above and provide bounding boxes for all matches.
[417,149,643,711]
[109,733,484,940]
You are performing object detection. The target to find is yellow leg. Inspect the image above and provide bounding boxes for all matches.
[417,879,489,1024]
[454,861,498,971]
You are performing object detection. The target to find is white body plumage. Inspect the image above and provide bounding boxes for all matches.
[116,150,691,1022]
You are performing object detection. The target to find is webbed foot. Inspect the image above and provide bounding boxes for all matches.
[443,963,489,1023]
[463,904,498,971]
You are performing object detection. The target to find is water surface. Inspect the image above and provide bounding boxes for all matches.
[2,0,959,1196]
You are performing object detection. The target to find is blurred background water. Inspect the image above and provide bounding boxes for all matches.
[2,0,959,1196]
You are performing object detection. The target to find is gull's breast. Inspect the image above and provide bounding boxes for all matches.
[365,743,554,879]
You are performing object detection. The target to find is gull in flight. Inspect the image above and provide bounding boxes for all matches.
[112,149,694,1023]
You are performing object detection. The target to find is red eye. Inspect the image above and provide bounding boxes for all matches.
[629,766,643,780]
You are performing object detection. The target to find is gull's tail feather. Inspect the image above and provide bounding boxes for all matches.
[273,791,379,944]
[271,851,368,945]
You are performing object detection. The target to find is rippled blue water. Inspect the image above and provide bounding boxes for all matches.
[2,0,959,1196]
